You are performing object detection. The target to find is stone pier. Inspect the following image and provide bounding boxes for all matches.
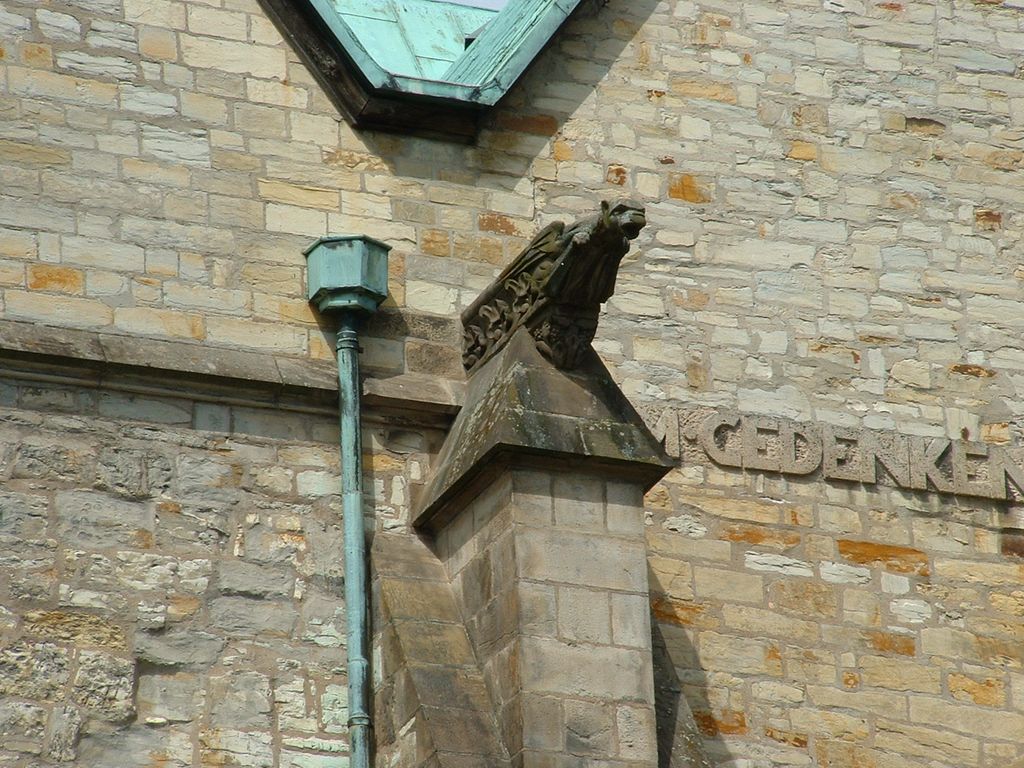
[395,328,672,767]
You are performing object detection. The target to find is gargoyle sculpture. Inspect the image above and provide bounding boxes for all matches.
[461,200,646,373]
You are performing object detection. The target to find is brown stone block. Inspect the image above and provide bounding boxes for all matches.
[473,588,518,657]
[406,340,462,377]
[764,727,808,748]
[494,112,559,136]
[407,665,492,712]
[25,264,80,294]
[866,630,916,657]
[722,523,800,549]
[837,539,930,576]
[22,611,126,650]
[419,706,505,756]
[788,140,818,161]
[397,621,477,667]
[948,672,1005,707]
[380,579,461,623]
[667,173,713,204]
[651,596,717,629]
[693,708,746,736]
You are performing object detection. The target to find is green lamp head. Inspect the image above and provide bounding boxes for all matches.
[304,234,391,315]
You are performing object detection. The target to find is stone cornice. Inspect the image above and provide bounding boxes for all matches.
[0,319,463,421]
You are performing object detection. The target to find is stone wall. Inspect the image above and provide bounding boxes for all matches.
[0,371,433,767]
[3,0,1024,766]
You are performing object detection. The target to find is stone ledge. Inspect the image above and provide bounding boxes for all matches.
[0,319,464,418]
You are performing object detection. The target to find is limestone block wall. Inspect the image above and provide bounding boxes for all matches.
[2,0,1024,766]
[0,374,428,767]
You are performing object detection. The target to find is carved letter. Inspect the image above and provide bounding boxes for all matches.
[699,412,742,467]
[779,421,823,475]
[951,441,1001,499]
[822,425,870,482]
[860,431,911,488]
[909,437,953,493]
[991,446,1024,501]
[741,416,781,472]
[641,405,681,458]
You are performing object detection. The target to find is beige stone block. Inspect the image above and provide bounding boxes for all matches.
[909,695,1024,738]
[4,290,111,328]
[819,147,893,175]
[260,180,339,210]
[858,656,940,694]
[789,708,868,741]
[693,566,763,603]
[699,632,780,676]
[770,580,837,618]
[123,0,185,28]
[647,531,733,563]
[180,35,286,79]
[521,694,563,751]
[751,681,805,704]
[0,257,23,288]
[0,228,37,260]
[9,67,118,108]
[253,295,317,326]
[807,685,908,718]
[648,555,693,601]
[722,605,819,643]
[556,586,611,645]
[614,704,656,762]
[266,203,327,236]
[610,592,651,650]
[60,237,140,276]
[520,637,654,703]
[934,558,1024,586]
[206,317,306,353]
[0,139,71,167]
[122,158,190,188]
[138,26,177,60]
[247,79,308,109]
[181,92,227,124]
[563,698,614,755]
[164,283,248,313]
[510,471,554,526]
[552,475,603,531]
[875,719,979,767]
[187,6,247,40]
[518,528,647,592]
[113,307,203,340]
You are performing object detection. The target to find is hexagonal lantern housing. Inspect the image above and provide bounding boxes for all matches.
[304,234,391,315]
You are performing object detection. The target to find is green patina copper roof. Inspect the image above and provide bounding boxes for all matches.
[333,0,499,81]
[303,0,584,104]
[259,0,582,137]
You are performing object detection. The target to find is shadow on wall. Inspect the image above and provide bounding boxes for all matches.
[649,569,723,768]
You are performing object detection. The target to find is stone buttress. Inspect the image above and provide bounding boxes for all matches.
[372,325,674,767]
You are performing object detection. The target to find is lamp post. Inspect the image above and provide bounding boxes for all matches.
[304,234,391,768]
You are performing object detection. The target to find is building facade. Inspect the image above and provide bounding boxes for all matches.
[1,0,1023,766]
